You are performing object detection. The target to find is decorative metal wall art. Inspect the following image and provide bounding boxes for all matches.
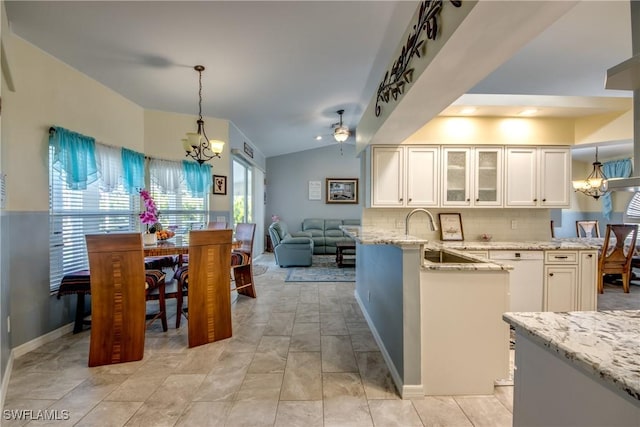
[375,0,462,117]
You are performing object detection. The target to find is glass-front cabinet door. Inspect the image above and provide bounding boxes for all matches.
[442,147,471,206]
[473,147,502,206]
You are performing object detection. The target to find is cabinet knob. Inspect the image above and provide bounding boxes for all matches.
[549,273,554,277]
[543,198,547,202]
[533,198,538,202]
[476,198,480,202]
[408,198,412,202]
[399,198,403,202]
[466,198,470,202]
[588,254,593,258]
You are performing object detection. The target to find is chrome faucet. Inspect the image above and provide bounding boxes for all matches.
[405,208,438,235]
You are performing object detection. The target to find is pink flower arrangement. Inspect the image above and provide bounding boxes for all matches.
[139,189,159,231]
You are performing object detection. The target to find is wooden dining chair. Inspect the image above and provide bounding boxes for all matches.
[598,224,638,294]
[576,220,600,238]
[178,229,233,347]
[207,221,229,229]
[231,223,257,298]
[85,233,164,366]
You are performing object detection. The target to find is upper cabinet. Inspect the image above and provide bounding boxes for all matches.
[371,145,438,207]
[505,147,570,208]
[441,146,503,207]
[370,144,569,209]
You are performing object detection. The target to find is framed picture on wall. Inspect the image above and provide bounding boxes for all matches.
[213,175,227,195]
[326,178,358,204]
[438,213,464,241]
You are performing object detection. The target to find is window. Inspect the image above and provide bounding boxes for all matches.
[49,146,139,292]
[233,157,253,225]
[149,161,208,234]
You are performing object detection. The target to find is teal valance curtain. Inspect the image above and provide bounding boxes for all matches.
[602,158,632,220]
[49,126,98,190]
[121,148,145,194]
[182,161,212,197]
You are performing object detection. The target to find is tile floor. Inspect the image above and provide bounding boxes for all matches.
[3,254,637,426]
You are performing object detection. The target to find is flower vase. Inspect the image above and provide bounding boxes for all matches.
[143,232,157,246]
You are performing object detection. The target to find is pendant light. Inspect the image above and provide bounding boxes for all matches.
[182,65,224,164]
[572,147,607,200]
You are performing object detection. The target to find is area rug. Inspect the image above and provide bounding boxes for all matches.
[253,264,268,276]
[285,256,355,282]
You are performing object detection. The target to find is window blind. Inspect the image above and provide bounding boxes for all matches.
[49,146,139,292]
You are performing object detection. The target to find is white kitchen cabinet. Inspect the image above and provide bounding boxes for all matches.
[473,147,503,206]
[371,146,403,207]
[578,251,598,310]
[543,250,597,311]
[505,147,570,208]
[544,265,578,311]
[442,147,471,206]
[406,146,439,207]
[371,145,438,207]
[441,146,502,207]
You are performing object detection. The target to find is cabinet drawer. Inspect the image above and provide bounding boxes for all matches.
[545,251,578,264]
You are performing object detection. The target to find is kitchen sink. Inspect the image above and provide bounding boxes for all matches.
[424,250,477,264]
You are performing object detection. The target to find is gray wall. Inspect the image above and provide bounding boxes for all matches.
[356,244,404,377]
[265,143,363,233]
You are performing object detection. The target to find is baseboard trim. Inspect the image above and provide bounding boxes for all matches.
[1,351,14,411]
[13,322,74,359]
[1,322,75,407]
[354,290,416,398]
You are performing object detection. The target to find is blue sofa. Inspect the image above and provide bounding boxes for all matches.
[301,218,360,254]
[268,221,314,267]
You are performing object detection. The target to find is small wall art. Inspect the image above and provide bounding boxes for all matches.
[438,213,464,241]
[213,175,227,195]
[326,178,358,204]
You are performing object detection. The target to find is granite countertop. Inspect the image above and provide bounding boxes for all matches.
[340,225,429,246]
[503,310,640,401]
[340,226,599,251]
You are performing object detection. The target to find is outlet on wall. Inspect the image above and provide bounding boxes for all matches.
[511,220,518,230]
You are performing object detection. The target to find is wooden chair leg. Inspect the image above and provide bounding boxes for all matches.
[232,264,256,298]
[598,274,604,294]
[623,273,630,293]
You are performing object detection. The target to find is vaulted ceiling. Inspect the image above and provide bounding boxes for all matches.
[5,1,633,159]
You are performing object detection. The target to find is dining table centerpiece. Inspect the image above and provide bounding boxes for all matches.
[139,189,159,245]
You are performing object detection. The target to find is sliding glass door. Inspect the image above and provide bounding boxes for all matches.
[233,157,253,225]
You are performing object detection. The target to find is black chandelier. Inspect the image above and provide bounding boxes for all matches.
[572,147,607,200]
[182,65,224,164]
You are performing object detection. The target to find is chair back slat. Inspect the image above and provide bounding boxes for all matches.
[598,224,638,293]
[207,221,229,230]
[85,233,146,367]
[235,223,256,257]
[576,220,600,237]
[187,229,233,347]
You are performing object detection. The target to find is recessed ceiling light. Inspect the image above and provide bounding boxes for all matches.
[519,108,538,116]
[460,107,476,115]
[315,135,323,140]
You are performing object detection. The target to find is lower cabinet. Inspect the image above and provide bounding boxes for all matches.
[543,250,598,311]
[544,265,577,311]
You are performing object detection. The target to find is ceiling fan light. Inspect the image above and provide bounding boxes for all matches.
[334,126,350,142]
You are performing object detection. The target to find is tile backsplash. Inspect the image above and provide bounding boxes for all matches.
[363,208,552,242]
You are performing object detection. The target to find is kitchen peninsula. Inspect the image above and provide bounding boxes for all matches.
[342,225,600,399]
[503,311,640,426]
[343,225,512,398]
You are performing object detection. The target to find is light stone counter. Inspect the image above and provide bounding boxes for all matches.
[503,310,640,401]
[341,226,509,272]
[438,239,599,251]
[340,225,429,246]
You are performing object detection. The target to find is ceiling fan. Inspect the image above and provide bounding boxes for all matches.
[315,109,356,154]
[332,109,351,143]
